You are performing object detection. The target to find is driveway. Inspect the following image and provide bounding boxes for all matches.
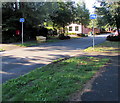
[1,34,109,83]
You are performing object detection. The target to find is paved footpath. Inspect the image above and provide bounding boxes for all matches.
[1,34,109,83]
[81,55,119,101]
[69,52,119,101]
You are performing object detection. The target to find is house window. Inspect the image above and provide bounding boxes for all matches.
[69,26,72,31]
[75,26,79,31]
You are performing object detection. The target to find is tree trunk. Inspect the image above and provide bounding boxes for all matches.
[115,16,120,36]
[62,24,65,34]
[19,2,24,17]
[117,27,120,36]
[116,21,120,36]
[53,22,55,29]
[15,2,18,10]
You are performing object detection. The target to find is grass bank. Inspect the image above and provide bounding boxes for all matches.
[84,41,120,52]
[2,56,109,101]
[16,36,81,47]
[0,49,5,52]
[16,37,60,47]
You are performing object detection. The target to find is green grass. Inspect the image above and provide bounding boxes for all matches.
[0,48,5,52]
[2,56,109,101]
[16,41,39,47]
[46,37,60,43]
[15,36,81,47]
[84,41,120,52]
[16,37,60,47]
[70,36,81,39]
[16,35,84,47]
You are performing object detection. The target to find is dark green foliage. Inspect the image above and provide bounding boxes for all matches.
[77,33,88,37]
[95,1,120,35]
[38,27,48,38]
[58,34,71,40]
[2,2,47,43]
[74,3,90,26]
[2,2,90,43]
[2,3,22,43]
[50,2,76,33]
[106,35,120,41]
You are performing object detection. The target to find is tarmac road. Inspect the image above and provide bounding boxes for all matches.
[1,34,109,83]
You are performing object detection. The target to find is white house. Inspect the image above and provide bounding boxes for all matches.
[66,23,82,34]
[66,23,100,34]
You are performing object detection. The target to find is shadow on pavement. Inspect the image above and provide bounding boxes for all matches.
[2,53,71,83]
[2,55,47,83]
[80,55,119,101]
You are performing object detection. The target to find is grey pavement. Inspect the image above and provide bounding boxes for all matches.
[80,55,119,101]
[1,34,109,83]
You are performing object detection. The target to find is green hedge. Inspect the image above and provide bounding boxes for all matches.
[77,33,88,37]
[65,33,77,35]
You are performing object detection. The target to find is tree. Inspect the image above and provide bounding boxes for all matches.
[95,1,120,35]
[2,1,91,43]
[2,2,50,42]
[74,2,90,26]
[50,2,75,33]
[87,19,99,29]
[2,2,23,43]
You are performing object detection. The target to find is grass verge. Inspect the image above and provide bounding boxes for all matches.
[46,38,60,43]
[84,41,120,52]
[16,41,39,47]
[2,56,109,101]
[16,36,81,47]
[0,49,5,52]
[16,37,60,47]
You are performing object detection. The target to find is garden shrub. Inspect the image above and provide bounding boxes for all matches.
[106,34,120,41]
[48,29,58,36]
[67,33,77,35]
[58,34,71,40]
[96,33,101,35]
[77,33,88,37]
[39,27,48,38]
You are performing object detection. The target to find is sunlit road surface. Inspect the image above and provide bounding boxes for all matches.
[1,34,110,83]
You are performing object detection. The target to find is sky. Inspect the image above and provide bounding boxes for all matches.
[74,0,99,13]
[84,0,96,13]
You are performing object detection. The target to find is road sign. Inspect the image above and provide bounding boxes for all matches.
[19,18,25,44]
[20,18,25,22]
[90,14,97,19]
[89,14,97,49]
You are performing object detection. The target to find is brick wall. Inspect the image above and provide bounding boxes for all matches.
[82,25,100,34]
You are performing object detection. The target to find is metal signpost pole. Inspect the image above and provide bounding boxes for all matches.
[22,22,23,44]
[20,18,25,44]
[92,20,95,49]
[90,14,97,49]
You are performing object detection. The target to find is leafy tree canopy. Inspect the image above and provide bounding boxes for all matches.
[95,0,120,34]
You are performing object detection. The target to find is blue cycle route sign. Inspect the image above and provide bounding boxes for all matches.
[19,18,25,44]
[90,14,97,19]
[20,18,25,22]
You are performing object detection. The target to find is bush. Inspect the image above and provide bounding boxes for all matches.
[58,34,71,40]
[39,27,48,38]
[77,33,88,37]
[100,31,110,34]
[66,33,77,35]
[48,29,58,36]
[96,33,101,35]
[106,34,120,41]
